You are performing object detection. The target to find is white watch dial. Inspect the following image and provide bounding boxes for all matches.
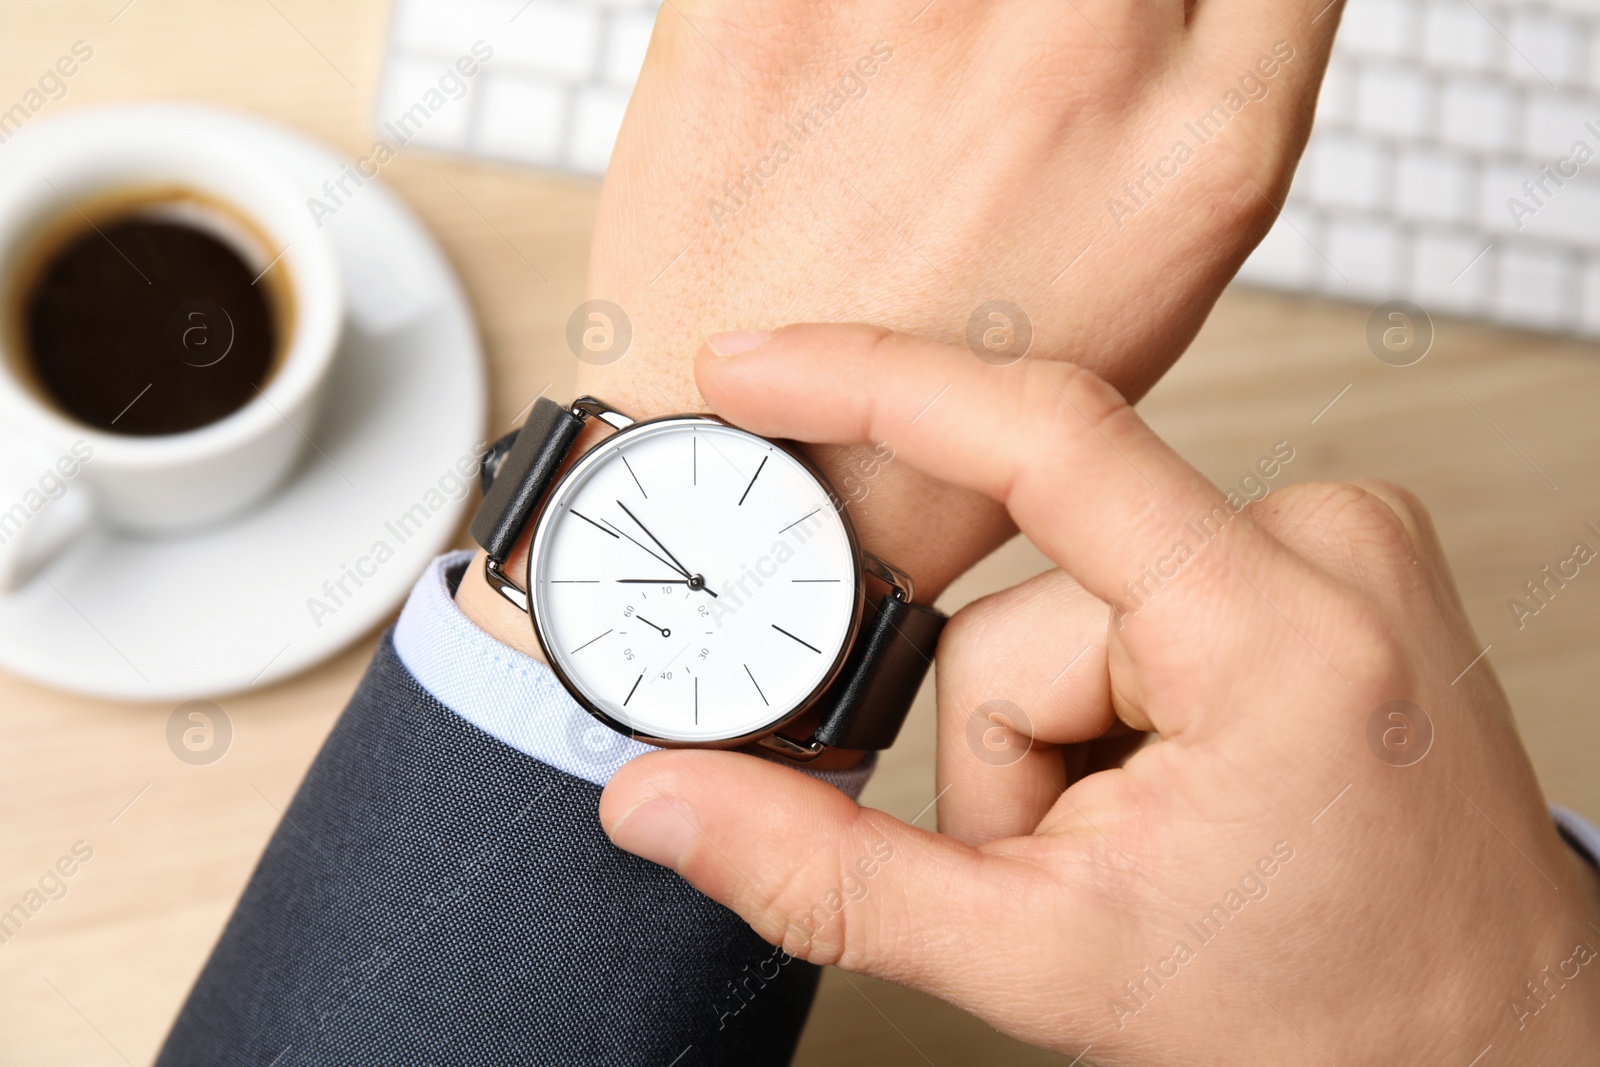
[529,418,860,743]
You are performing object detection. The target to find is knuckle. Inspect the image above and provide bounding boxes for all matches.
[847,321,898,354]
[1326,592,1410,697]
[1347,612,1407,685]
[1350,478,1437,545]
[762,810,896,971]
[753,854,845,965]
[1014,361,1133,471]
[1264,481,1419,561]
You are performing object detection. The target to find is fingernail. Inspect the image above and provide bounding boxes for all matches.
[605,795,698,871]
[706,330,772,357]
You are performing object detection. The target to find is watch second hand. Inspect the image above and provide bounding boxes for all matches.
[613,501,719,597]
[600,518,690,579]
[616,501,696,579]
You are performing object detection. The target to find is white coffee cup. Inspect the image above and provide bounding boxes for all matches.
[0,105,343,591]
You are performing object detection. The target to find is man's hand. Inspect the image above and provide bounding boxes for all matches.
[580,0,1342,597]
[460,0,1344,652]
[599,326,1600,1064]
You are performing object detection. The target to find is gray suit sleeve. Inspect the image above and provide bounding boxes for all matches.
[155,632,817,1067]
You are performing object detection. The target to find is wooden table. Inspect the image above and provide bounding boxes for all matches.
[4,3,1600,1064]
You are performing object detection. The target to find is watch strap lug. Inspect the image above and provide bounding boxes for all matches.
[469,398,586,565]
[483,556,530,612]
[810,592,945,751]
[571,395,636,432]
[861,553,915,603]
[756,732,827,762]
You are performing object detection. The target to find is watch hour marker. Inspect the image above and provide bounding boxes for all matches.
[771,624,822,654]
[778,507,820,534]
[620,452,647,498]
[624,672,643,706]
[571,509,619,538]
[791,578,841,583]
[550,580,600,584]
[569,628,613,655]
[737,455,768,506]
[743,663,768,705]
[692,433,697,487]
[694,676,699,724]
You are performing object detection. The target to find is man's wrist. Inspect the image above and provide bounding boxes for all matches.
[454,547,550,664]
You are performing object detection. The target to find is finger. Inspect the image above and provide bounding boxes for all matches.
[599,749,1054,1000]
[936,569,1114,845]
[697,324,1282,630]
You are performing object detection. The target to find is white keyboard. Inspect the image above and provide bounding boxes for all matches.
[376,0,659,176]
[1240,0,1600,334]
[379,0,1600,336]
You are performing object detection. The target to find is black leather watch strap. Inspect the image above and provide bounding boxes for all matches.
[469,398,585,564]
[810,593,945,751]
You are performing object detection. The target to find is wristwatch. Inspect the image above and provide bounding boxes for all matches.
[468,396,946,762]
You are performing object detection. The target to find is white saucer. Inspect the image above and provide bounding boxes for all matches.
[0,104,486,702]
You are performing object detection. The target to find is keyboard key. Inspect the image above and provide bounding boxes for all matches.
[392,0,507,59]
[1496,244,1573,327]
[1395,149,1473,222]
[1481,160,1600,243]
[1356,64,1433,137]
[1439,77,1516,153]
[477,74,569,166]
[1336,0,1420,60]
[1523,90,1600,160]
[1327,218,1404,297]
[1422,1,1501,73]
[1308,134,1391,209]
[499,2,603,80]
[377,55,480,151]
[1508,11,1583,86]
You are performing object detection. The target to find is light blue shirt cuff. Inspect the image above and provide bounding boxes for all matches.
[393,551,875,797]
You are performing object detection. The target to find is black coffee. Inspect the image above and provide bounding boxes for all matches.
[23,216,278,435]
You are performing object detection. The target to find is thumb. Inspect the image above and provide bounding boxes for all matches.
[599,749,1012,992]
